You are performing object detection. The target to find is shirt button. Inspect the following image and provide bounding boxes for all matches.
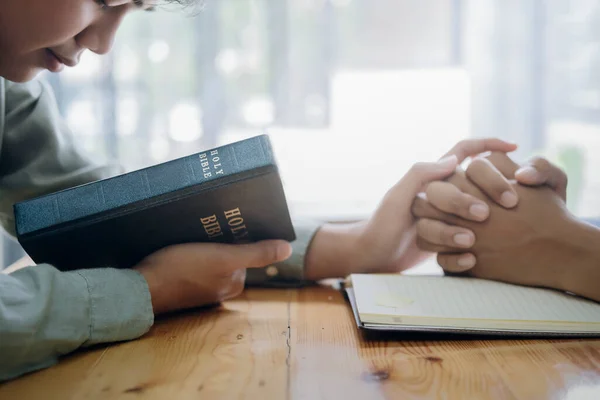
[266,265,279,277]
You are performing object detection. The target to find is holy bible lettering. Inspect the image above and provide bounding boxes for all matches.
[200,207,250,243]
[199,149,224,179]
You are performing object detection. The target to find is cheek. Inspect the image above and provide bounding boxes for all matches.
[2,0,97,52]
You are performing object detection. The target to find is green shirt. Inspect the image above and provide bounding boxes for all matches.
[0,78,321,381]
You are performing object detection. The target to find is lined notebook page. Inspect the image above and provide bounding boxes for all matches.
[352,274,600,323]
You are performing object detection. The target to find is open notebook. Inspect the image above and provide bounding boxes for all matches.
[346,274,600,336]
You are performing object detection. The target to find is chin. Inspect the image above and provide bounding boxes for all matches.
[1,66,43,83]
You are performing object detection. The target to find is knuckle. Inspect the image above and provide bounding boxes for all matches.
[457,139,471,148]
[530,156,551,170]
[412,197,438,219]
[529,157,569,185]
[484,151,510,163]
[453,139,471,156]
[416,236,437,252]
[436,253,449,268]
[416,219,431,236]
[426,183,462,214]
[257,244,278,265]
[424,182,440,199]
[268,244,281,263]
[536,158,568,184]
[415,218,426,232]
[466,157,487,175]
[467,159,508,197]
[440,225,457,246]
[410,162,429,176]
[447,195,465,214]
[437,253,462,272]
[445,169,464,186]
[553,164,568,181]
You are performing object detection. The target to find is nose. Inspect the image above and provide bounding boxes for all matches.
[75,8,129,55]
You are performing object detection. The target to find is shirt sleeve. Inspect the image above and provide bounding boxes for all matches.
[0,78,122,236]
[0,265,153,382]
[245,218,323,287]
[0,78,149,382]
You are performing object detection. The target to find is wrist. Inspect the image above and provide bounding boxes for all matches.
[136,266,168,315]
[304,221,366,280]
[556,218,600,302]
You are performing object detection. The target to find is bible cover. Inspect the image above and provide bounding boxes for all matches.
[14,134,295,271]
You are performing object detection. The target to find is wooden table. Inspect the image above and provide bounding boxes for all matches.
[1,267,600,399]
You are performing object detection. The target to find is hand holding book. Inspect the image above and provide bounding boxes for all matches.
[135,240,292,314]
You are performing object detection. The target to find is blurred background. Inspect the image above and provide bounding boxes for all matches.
[3,0,600,266]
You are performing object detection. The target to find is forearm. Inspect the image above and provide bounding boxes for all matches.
[304,221,365,280]
[560,219,600,302]
[0,265,153,381]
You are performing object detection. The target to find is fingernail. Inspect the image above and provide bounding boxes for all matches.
[469,203,489,220]
[500,191,518,208]
[276,242,293,260]
[457,255,476,269]
[516,166,539,181]
[437,155,458,168]
[453,233,474,247]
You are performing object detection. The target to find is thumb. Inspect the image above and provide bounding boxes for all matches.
[222,240,293,270]
[514,157,568,200]
[399,155,459,195]
[373,154,459,233]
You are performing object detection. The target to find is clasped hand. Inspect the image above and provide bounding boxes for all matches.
[413,151,577,293]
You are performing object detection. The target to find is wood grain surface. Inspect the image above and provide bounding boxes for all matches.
[1,272,599,399]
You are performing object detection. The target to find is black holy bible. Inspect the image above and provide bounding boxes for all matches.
[14,134,296,271]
